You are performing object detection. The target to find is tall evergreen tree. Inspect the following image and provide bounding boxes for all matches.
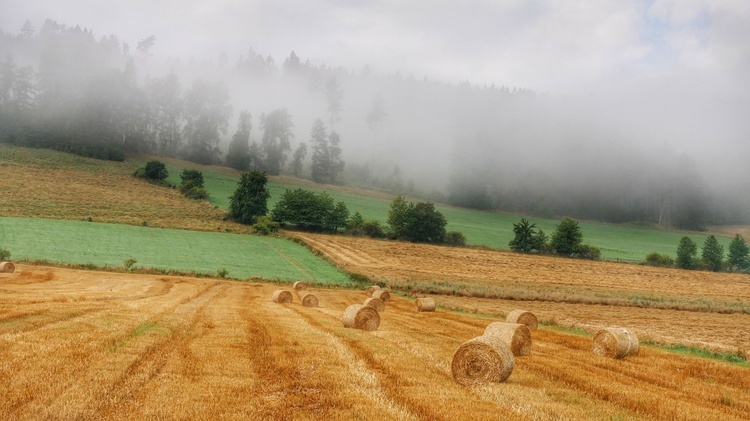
[701,235,724,272]
[290,142,307,177]
[226,110,252,171]
[259,109,294,175]
[728,234,749,270]
[182,79,232,165]
[310,118,329,183]
[676,236,698,270]
[229,170,271,224]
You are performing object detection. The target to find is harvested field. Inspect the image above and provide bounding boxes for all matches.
[292,233,750,356]
[1,265,749,420]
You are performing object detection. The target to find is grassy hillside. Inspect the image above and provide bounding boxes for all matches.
[0,216,351,284]
[2,145,739,262]
[151,157,736,261]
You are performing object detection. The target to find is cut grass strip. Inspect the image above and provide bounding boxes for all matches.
[0,216,351,285]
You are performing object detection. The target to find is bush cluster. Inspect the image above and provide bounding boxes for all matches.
[509,217,599,260]
[271,188,349,232]
[178,169,208,200]
[133,160,169,184]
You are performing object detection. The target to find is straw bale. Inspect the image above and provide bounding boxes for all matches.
[0,262,15,273]
[506,309,538,330]
[592,327,640,359]
[366,285,381,294]
[372,289,390,302]
[416,297,436,312]
[451,335,515,386]
[483,322,531,356]
[301,293,319,307]
[272,290,293,304]
[364,297,385,312]
[293,281,307,291]
[342,304,380,331]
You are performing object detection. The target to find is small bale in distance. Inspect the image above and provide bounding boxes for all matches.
[272,290,293,304]
[0,262,15,273]
[483,322,532,356]
[342,304,380,331]
[506,309,538,331]
[293,281,307,291]
[364,297,386,312]
[451,335,515,386]
[592,327,640,359]
[301,293,319,307]
[366,285,381,295]
[372,289,390,302]
[416,297,436,312]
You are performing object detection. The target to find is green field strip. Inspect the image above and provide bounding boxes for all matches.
[0,216,351,284]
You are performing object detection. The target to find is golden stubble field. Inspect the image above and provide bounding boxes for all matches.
[1,265,749,420]
[292,233,750,356]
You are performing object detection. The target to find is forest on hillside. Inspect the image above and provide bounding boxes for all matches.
[1,19,748,230]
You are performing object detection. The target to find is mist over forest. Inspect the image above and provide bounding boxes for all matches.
[1,19,748,230]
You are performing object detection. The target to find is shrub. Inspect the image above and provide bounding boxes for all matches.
[386,196,447,243]
[550,218,583,257]
[676,236,698,270]
[444,231,467,247]
[576,244,601,260]
[123,258,137,270]
[644,252,674,267]
[134,160,169,182]
[217,268,229,278]
[0,248,10,261]
[270,188,349,232]
[362,220,385,238]
[252,215,280,235]
[178,169,208,200]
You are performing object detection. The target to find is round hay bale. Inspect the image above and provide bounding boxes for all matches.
[342,304,380,331]
[506,309,538,331]
[451,335,515,386]
[364,297,386,312]
[592,327,640,359]
[293,281,307,291]
[483,322,532,356]
[416,297,436,312]
[0,262,15,273]
[372,289,390,302]
[301,293,319,307]
[272,290,293,304]
[366,285,381,294]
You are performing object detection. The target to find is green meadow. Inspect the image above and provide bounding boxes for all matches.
[161,162,732,262]
[0,216,351,285]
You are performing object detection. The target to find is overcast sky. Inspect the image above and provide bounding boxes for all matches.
[2,0,749,97]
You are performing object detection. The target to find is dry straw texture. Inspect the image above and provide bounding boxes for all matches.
[372,289,390,302]
[293,281,307,291]
[451,335,515,386]
[366,285,381,294]
[506,309,538,331]
[0,262,15,273]
[592,327,640,359]
[484,322,531,356]
[363,297,385,312]
[301,293,319,307]
[342,304,380,331]
[416,297,436,312]
[272,290,293,304]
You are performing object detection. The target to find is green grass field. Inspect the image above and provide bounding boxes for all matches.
[159,162,733,262]
[0,216,351,285]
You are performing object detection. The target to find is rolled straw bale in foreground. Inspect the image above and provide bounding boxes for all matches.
[416,297,436,312]
[366,285,381,295]
[451,335,515,386]
[372,289,390,302]
[272,290,293,304]
[342,304,380,331]
[592,327,640,359]
[0,262,15,273]
[483,322,531,356]
[506,309,538,331]
[364,297,385,312]
[301,293,319,307]
[293,281,307,291]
